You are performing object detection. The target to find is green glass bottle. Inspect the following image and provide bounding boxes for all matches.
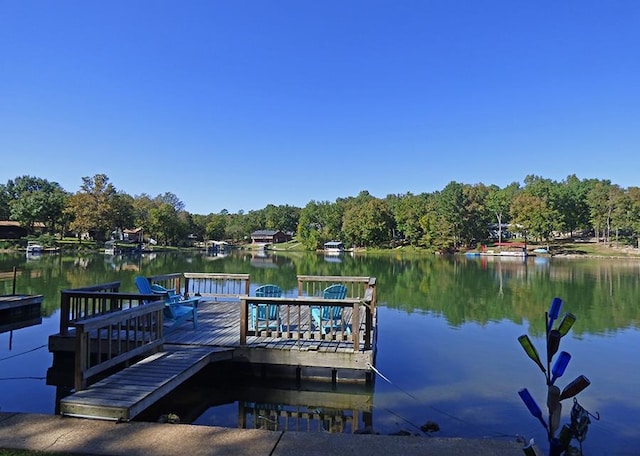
[518,334,546,373]
[557,313,576,337]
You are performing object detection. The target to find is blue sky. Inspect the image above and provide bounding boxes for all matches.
[1,1,639,215]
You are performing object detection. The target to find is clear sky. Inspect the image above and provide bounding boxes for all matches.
[1,1,638,215]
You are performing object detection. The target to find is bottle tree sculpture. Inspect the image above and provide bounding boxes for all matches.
[517,297,595,455]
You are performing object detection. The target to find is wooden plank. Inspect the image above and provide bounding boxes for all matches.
[0,295,43,312]
[60,346,233,421]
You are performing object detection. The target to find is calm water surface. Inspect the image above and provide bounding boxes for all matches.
[1,250,638,455]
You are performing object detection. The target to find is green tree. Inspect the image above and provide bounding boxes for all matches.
[132,193,157,230]
[224,213,248,242]
[587,180,614,242]
[387,192,429,245]
[263,204,300,233]
[111,193,136,235]
[243,210,267,235]
[486,183,520,243]
[155,192,185,212]
[609,185,628,243]
[190,214,209,241]
[342,198,394,247]
[461,183,492,246]
[148,203,180,245]
[0,184,11,220]
[510,193,559,242]
[435,182,466,249]
[418,193,454,252]
[206,213,227,241]
[627,187,640,248]
[557,175,591,236]
[6,175,68,233]
[297,200,344,250]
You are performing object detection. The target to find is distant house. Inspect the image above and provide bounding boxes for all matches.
[123,228,144,243]
[250,230,288,244]
[0,221,45,239]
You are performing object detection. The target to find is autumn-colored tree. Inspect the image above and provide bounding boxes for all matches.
[65,174,122,241]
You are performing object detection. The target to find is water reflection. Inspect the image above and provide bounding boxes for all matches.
[134,367,374,434]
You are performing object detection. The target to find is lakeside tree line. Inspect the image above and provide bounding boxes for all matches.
[2,173,639,251]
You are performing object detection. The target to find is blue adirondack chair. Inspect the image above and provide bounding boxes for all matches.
[312,284,349,334]
[251,284,282,331]
[135,276,199,331]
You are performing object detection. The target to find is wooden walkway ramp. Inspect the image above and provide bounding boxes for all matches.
[60,345,233,421]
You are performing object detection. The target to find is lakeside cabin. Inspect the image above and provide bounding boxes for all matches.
[47,273,378,423]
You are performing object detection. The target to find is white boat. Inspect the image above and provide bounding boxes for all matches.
[104,240,117,255]
[26,241,43,254]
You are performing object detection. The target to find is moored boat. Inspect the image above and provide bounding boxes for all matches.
[26,241,43,254]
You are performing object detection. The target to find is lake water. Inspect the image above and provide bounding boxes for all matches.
[1,250,639,455]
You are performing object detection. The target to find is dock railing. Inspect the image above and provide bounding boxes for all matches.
[183,272,251,300]
[72,298,165,391]
[297,275,377,349]
[59,281,124,335]
[240,275,376,352]
[239,296,371,352]
[297,275,377,316]
[145,273,184,296]
[146,272,251,301]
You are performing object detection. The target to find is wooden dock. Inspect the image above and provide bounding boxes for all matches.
[52,274,378,422]
[0,294,43,330]
[0,294,43,314]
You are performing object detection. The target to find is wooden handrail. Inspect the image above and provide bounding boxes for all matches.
[297,275,375,300]
[143,272,251,300]
[59,282,122,335]
[68,281,121,292]
[296,276,377,349]
[147,273,183,297]
[183,272,251,300]
[73,299,165,391]
[239,296,371,352]
[59,289,158,336]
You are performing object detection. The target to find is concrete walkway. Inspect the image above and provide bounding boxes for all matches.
[0,412,527,456]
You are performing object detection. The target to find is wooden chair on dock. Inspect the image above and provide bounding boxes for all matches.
[252,284,283,331]
[312,284,350,334]
[135,276,199,331]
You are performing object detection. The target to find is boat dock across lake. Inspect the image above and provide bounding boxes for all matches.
[47,273,377,422]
